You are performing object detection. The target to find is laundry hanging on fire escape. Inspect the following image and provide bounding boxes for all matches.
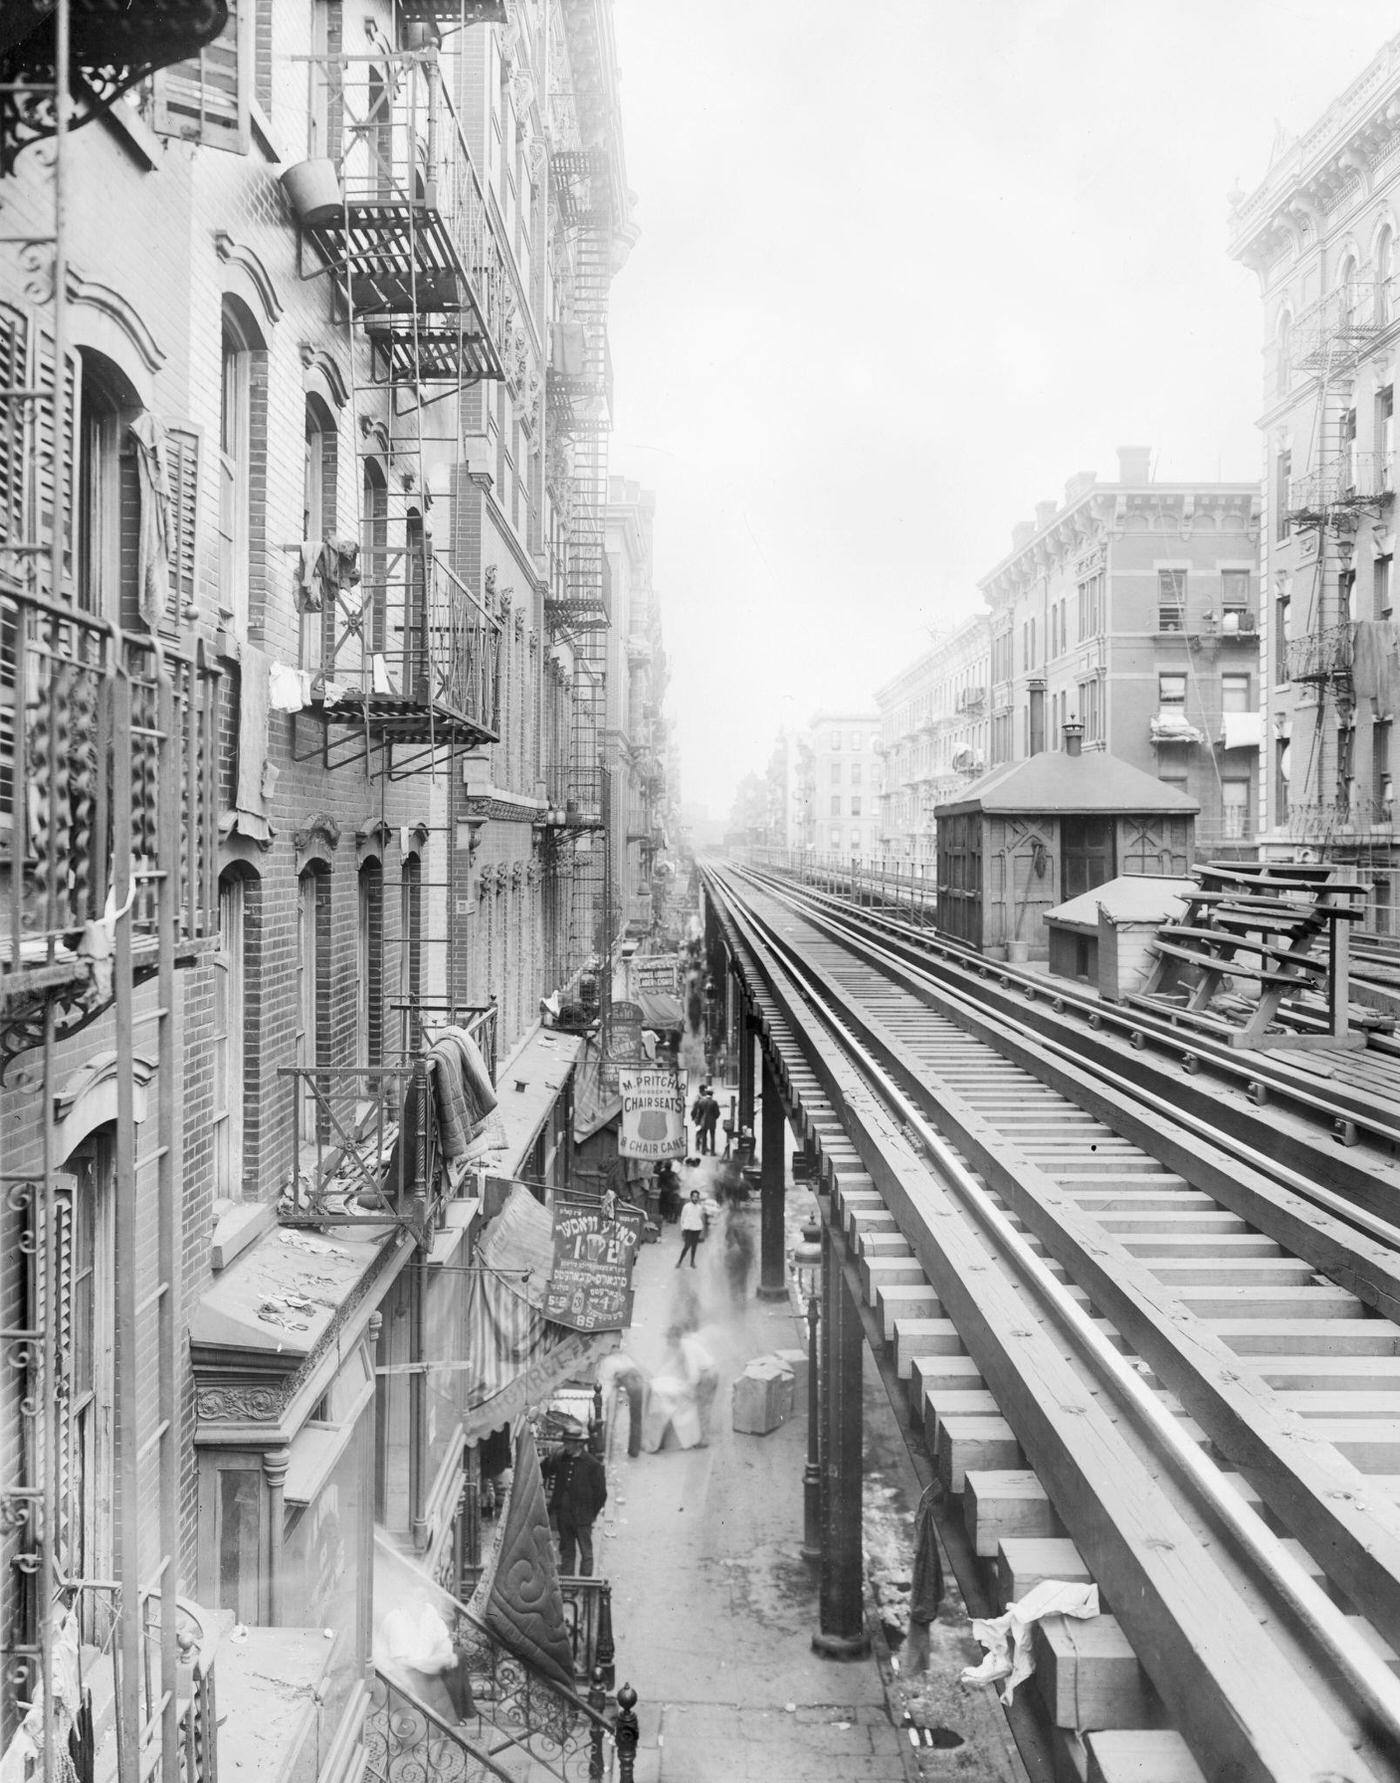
[129,412,173,631]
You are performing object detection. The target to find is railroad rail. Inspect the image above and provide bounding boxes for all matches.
[703,858,1400,1783]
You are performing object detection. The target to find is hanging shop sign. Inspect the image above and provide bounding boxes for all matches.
[616,1064,686,1162]
[632,955,679,997]
[543,1196,646,1332]
[607,1000,646,1063]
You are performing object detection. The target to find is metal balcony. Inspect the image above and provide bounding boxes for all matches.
[295,52,507,383]
[1287,452,1394,520]
[1289,284,1386,371]
[303,545,501,758]
[1,593,219,1074]
[1285,621,1355,683]
[542,765,606,829]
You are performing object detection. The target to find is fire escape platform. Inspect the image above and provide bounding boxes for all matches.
[365,315,501,384]
[299,686,499,752]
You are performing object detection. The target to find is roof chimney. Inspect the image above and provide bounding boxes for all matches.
[1116,446,1152,486]
[1011,521,1035,551]
[1034,500,1058,531]
[1064,471,1097,505]
[1063,718,1084,757]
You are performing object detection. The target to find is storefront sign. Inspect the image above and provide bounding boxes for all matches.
[607,1000,646,1063]
[632,955,678,996]
[543,1198,645,1332]
[616,1064,686,1161]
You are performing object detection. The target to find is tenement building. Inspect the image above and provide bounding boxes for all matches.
[798,711,883,858]
[1228,30,1400,926]
[978,451,1262,859]
[0,3,638,1778]
[875,614,991,866]
[604,477,670,943]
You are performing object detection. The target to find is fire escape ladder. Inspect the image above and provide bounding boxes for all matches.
[290,47,504,769]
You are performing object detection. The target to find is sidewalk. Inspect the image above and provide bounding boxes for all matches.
[591,1173,1022,1783]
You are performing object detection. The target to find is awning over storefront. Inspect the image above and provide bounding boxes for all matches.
[459,1183,618,1445]
[490,1027,585,1179]
[636,988,683,1030]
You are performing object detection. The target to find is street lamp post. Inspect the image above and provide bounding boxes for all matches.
[801,1292,821,1560]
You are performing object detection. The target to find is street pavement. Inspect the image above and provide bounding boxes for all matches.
[591,1162,1025,1783]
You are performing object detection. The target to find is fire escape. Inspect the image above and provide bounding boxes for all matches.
[544,141,616,993]
[0,4,226,1780]
[1281,278,1393,847]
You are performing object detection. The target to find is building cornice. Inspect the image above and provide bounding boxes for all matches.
[1228,33,1400,271]
[979,484,1260,604]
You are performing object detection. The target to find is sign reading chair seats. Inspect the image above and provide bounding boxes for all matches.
[544,1196,646,1332]
[616,1065,686,1162]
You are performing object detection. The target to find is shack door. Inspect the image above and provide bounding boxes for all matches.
[1061,817,1115,900]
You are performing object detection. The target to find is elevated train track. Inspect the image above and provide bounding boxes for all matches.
[704,858,1400,1783]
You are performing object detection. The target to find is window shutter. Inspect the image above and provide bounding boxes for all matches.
[0,303,27,590]
[152,0,250,154]
[26,1175,77,1576]
[166,425,201,626]
[28,321,79,604]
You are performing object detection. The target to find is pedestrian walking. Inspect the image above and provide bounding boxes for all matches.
[599,1352,650,1458]
[543,1419,608,1576]
[676,1189,705,1268]
[691,1084,720,1154]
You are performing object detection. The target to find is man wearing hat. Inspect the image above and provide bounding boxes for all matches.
[690,1083,720,1155]
[545,1421,608,1576]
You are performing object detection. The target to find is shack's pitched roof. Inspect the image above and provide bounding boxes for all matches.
[936,748,1200,818]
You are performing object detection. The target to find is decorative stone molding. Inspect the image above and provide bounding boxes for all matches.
[356,817,393,861]
[68,271,166,373]
[293,812,342,871]
[214,230,284,326]
[299,344,349,409]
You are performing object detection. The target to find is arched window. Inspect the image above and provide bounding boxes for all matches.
[1276,311,1292,399]
[220,300,259,633]
[400,851,422,1050]
[303,393,338,540]
[363,456,387,653]
[1339,255,1358,334]
[358,856,383,1067]
[76,351,140,620]
[297,864,331,1145]
[1378,228,1394,327]
[215,868,252,1195]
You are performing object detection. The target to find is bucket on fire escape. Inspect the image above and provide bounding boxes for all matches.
[280,159,344,228]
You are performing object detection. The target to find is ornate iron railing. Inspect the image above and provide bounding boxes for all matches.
[365,1671,517,1783]
[1285,621,1355,682]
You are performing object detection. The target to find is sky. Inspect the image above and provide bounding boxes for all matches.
[604,0,1400,823]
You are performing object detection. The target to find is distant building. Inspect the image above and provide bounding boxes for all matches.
[876,615,991,864]
[800,712,883,857]
[978,451,1261,859]
[1228,30,1400,925]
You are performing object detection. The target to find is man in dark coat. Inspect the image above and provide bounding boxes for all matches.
[545,1422,608,1576]
[691,1085,720,1155]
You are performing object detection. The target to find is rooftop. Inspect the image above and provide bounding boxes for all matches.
[937,747,1201,818]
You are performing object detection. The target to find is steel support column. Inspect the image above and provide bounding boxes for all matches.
[737,1004,756,1134]
[758,1048,788,1299]
[814,1218,869,1657]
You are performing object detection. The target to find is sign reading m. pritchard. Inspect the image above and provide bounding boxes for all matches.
[617,1065,686,1162]
[544,1198,646,1332]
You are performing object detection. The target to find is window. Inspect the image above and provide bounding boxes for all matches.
[1077,572,1103,640]
[850,797,862,817]
[1158,569,1187,632]
[364,457,387,652]
[1343,406,1358,491]
[153,0,251,153]
[401,853,422,1048]
[1374,717,1393,818]
[1339,256,1358,333]
[1158,673,1188,713]
[829,827,840,849]
[850,763,862,786]
[304,397,337,540]
[1275,449,1292,542]
[1221,780,1251,840]
[220,304,252,631]
[1276,591,1291,682]
[830,761,841,784]
[852,733,863,750]
[1339,722,1356,818]
[214,873,247,1196]
[1379,386,1394,489]
[1376,553,1393,620]
[830,795,841,817]
[1341,567,1357,624]
[297,866,330,1147]
[1379,228,1394,328]
[358,859,383,1069]
[1079,677,1102,743]
[1222,674,1251,714]
[1221,569,1251,614]
[1275,739,1290,825]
